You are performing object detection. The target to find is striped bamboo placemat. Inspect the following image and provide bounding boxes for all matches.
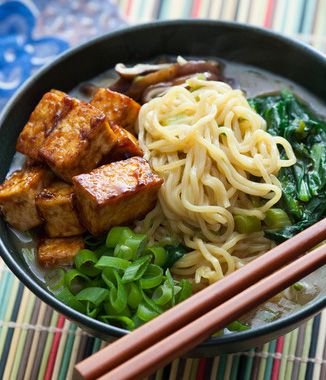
[1,0,326,379]
[114,0,326,52]
[0,257,326,379]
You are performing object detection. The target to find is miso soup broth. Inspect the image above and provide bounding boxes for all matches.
[6,56,326,332]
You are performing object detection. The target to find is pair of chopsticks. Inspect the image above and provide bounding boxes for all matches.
[75,218,326,380]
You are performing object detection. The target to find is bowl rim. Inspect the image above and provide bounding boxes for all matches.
[0,19,325,347]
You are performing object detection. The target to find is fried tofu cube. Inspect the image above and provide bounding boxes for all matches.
[90,88,140,134]
[0,167,52,231]
[72,157,163,235]
[104,124,143,163]
[39,98,117,182]
[16,90,66,161]
[38,237,84,267]
[36,181,85,237]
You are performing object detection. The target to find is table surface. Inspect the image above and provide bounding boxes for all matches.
[0,0,325,379]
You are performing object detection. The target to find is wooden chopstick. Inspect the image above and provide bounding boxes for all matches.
[75,218,326,379]
[98,243,326,380]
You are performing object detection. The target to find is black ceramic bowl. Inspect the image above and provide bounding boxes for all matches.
[0,20,325,356]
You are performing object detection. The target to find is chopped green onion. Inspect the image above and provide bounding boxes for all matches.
[101,315,135,330]
[140,264,163,289]
[152,283,173,306]
[264,209,291,229]
[141,288,164,315]
[22,247,34,261]
[102,268,127,313]
[74,249,100,277]
[48,225,195,331]
[292,282,305,291]
[133,75,144,82]
[227,320,250,332]
[122,255,151,283]
[104,302,131,317]
[94,244,113,258]
[136,302,159,322]
[145,246,167,267]
[196,73,206,80]
[176,279,192,304]
[65,269,89,295]
[234,215,261,233]
[165,269,176,306]
[188,77,204,90]
[95,256,131,271]
[75,287,109,306]
[44,268,65,291]
[125,233,147,257]
[89,276,106,288]
[55,287,86,313]
[106,227,134,248]
[127,283,143,309]
[86,303,99,318]
[84,234,106,247]
[114,244,134,260]
[259,309,281,322]
[132,315,144,329]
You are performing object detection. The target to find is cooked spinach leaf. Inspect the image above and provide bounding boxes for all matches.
[163,244,189,269]
[249,91,326,242]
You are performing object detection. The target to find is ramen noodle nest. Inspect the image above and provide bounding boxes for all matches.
[137,78,296,284]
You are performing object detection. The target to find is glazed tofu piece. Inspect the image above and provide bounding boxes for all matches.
[39,98,117,181]
[0,167,52,231]
[16,90,66,161]
[90,88,140,134]
[104,124,143,163]
[38,237,84,267]
[36,181,85,237]
[73,157,163,235]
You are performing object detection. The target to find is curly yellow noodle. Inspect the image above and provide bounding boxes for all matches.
[136,78,296,284]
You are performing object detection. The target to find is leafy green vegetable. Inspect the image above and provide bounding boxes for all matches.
[250,91,326,242]
[163,244,189,269]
